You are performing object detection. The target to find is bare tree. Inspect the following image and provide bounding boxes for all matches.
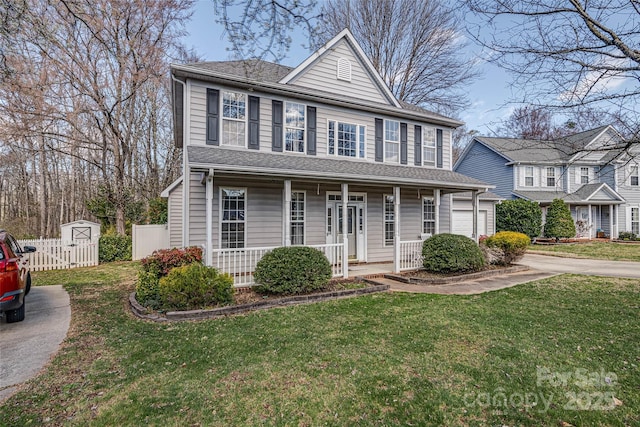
[320,0,478,115]
[464,0,640,139]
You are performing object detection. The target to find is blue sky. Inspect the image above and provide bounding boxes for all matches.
[182,0,516,135]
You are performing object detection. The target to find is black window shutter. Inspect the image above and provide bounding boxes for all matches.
[307,106,316,155]
[206,88,219,146]
[374,118,383,162]
[400,122,408,165]
[248,96,260,150]
[272,100,283,152]
[414,125,422,166]
[436,129,443,168]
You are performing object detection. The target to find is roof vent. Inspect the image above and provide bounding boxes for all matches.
[336,58,352,82]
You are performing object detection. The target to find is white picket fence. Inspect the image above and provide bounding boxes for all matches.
[399,240,424,271]
[211,243,344,287]
[18,238,99,271]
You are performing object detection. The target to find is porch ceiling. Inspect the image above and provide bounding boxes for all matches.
[187,145,492,191]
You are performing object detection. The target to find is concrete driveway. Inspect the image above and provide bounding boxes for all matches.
[0,285,71,402]
[521,253,640,279]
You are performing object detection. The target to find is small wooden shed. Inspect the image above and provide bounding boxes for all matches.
[60,220,101,242]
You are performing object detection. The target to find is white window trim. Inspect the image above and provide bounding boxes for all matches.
[422,127,436,167]
[291,190,306,245]
[545,166,558,188]
[221,90,248,148]
[628,206,640,234]
[384,119,400,163]
[283,101,306,154]
[383,194,395,247]
[524,166,535,187]
[327,119,366,159]
[629,164,639,186]
[422,196,436,236]
[219,187,247,249]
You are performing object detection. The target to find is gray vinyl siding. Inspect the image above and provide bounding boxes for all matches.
[168,182,183,248]
[189,83,207,145]
[400,191,422,241]
[439,194,451,233]
[599,164,616,188]
[188,171,206,246]
[365,188,391,263]
[289,39,390,105]
[455,140,513,199]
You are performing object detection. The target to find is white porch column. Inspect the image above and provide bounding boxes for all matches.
[393,186,401,273]
[434,189,441,235]
[284,180,292,247]
[588,203,593,238]
[472,190,479,242]
[205,168,214,266]
[609,204,614,240]
[341,183,349,278]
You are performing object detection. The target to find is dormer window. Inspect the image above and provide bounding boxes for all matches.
[336,58,352,82]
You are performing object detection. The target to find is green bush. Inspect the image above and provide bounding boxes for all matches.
[544,198,576,240]
[158,263,234,310]
[496,199,543,239]
[422,233,485,273]
[99,233,132,262]
[254,246,332,295]
[141,246,203,276]
[618,231,637,241]
[484,231,530,265]
[136,270,161,309]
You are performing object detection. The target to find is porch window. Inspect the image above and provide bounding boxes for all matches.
[524,166,534,187]
[422,197,436,235]
[580,167,590,184]
[221,188,246,248]
[222,91,246,147]
[384,194,395,246]
[291,191,305,245]
[384,120,400,163]
[285,102,305,153]
[328,120,365,158]
[631,165,639,186]
[632,207,640,235]
[546,167,556,187]
[423,127,436,167]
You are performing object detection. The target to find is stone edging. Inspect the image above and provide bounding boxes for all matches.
[383,265,529,285]
[129,284,390,322]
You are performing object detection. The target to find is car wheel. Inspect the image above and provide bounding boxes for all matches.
[6,300,25,323]
[25,273,32,295]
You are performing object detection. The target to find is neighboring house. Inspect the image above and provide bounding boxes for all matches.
[162,29,495,284]
[454,125,639,238]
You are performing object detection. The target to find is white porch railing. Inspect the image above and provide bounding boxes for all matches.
[211,243,344,287]
[399,239,424,271]
[18,238,99,271]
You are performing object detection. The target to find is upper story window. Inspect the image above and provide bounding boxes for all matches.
[328,120,365,158]
[423,127,436,167]
[546,167,557,187]
[631,165,639,186]
[580,167,590,184]
[384,120,400,163]
[285,102,305,153]
[222,91,246,147]
[524,166,534,187]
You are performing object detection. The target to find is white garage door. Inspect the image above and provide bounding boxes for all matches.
[452,210,487,238]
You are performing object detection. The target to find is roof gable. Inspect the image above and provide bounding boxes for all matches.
[279,29,400,107]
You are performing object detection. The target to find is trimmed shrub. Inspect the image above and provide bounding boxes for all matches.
[158,263,234,310]
[484,231,530,265]
[618,231,637,241]
[254,246,332,295]
[99,233,132,263]
[136,270,161,309]
[422,233,485,273]
[141,246,203,276]
[496,199,543,239]
[544,198,576,240]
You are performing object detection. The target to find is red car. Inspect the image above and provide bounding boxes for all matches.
[0,230,35,323]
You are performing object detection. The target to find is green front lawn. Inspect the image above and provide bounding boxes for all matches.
[2,264,638,426]
[529,241,640,261]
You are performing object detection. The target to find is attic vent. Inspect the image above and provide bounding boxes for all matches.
[336,58,352,82]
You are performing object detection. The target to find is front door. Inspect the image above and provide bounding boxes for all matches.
[326,193,366,262]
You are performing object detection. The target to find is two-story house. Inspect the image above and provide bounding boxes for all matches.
[162,29,496,285]
[454,125,639,239]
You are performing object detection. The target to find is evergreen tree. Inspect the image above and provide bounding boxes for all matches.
[544,199,576,240]
[496,199,542,240]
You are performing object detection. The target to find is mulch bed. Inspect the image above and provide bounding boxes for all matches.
[387,264,529,286]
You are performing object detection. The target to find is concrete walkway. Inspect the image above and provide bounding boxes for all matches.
[520,253,640,278]
[0,285,71,402]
